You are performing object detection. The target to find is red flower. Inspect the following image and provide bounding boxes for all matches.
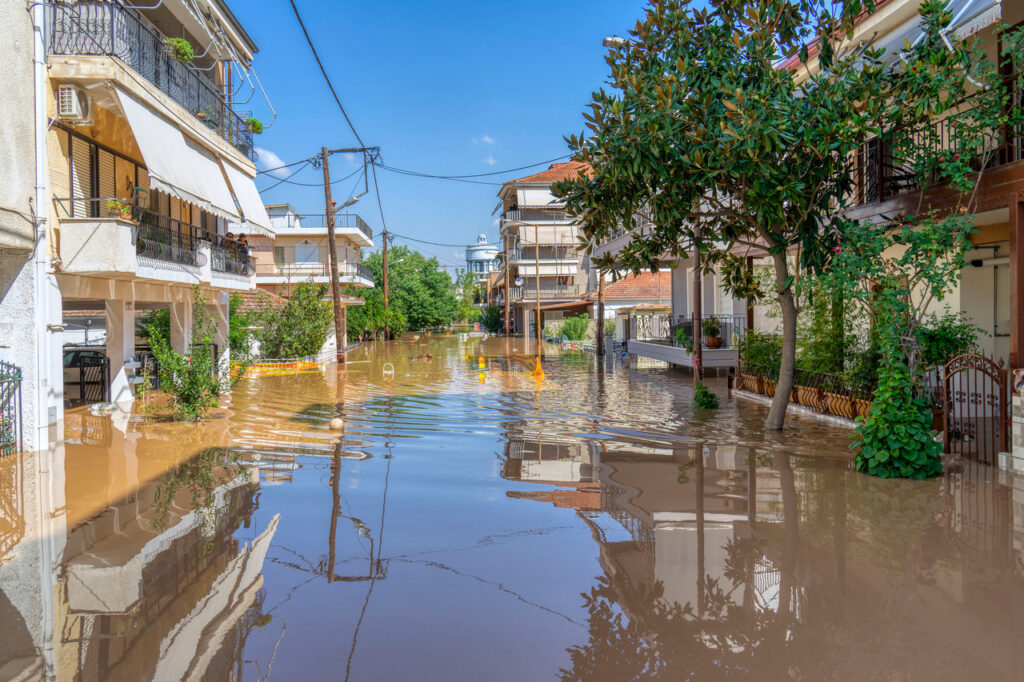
[953,154,960,160]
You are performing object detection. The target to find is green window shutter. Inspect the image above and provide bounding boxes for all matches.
[273,247,285,265]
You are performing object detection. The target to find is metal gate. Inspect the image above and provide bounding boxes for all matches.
[67,353,109,406]
[942,352,1009,464]
[0,362,22,457]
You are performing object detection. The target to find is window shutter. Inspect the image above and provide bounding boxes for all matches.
[274,247,285,265]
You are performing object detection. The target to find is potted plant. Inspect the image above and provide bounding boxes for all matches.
[245,117,263,134]
[163,37,194,64]
[105,199,132,220]
[702,317,722,349]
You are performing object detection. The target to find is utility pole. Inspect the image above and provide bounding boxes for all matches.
[503,233,511,336]
[382,229,390,340]
[693,242,703,384]
[596,268,605,357]
[322,147,346,364]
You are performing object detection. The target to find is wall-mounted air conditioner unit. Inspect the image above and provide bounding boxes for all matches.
[56,84,91,123]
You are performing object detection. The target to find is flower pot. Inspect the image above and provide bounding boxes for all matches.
[853,398,871,420]
[705,336,722,349]
[763,378,776,398]
[795,385,818,409]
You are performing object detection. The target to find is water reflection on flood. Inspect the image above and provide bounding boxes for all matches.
[1,337,1024,680]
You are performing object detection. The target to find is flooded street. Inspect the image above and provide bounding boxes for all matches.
[2,336,1024,681]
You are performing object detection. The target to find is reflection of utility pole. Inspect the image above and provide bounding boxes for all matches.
[695,444,705,619]
[693,239,703,384]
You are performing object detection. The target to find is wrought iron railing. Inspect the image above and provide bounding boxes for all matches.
[47,1,254,159]
[0,362,23,458]
[509,281,587,300]
[849,79,1024,207]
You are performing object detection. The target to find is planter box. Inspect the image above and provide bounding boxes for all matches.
[824,391,855,419]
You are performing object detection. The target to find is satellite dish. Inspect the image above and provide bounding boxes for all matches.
[514,277,524,287]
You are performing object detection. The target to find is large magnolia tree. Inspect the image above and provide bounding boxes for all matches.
[555,0,1008,435]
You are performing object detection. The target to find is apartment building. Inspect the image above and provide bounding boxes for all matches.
[1,0,274,452]
[496,162,590,335]
[248,204,374,298]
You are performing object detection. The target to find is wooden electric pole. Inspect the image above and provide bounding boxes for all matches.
[322,147,346,364]
[596,269,605,357]
[693,242,703,383]
[503,234,511,336]
[382,229,390,340]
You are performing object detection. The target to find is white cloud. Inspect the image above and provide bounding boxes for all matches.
[483,155,497,166]
[472,134,495,145]
[344,152,359,166]
[254,147,291,179]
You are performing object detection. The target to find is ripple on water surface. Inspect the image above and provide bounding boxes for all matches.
[1,336,1022,681]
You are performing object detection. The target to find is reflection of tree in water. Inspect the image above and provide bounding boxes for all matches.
[152,447,246,531]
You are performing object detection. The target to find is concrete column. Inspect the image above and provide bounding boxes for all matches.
[105,298,135,404]
[208,292,229,376]
[169,301,193,355]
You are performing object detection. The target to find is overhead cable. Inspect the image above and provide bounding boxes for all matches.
[289,0,366,147]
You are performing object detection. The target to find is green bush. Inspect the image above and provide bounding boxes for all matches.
[675,327,693,348]
[915,309,982,367]
[480,305,503,333]
[148,288,248,421]
[737,330,782,377]
[694,381,720,409]
[561,314,590,341]
[603,318,616,337]
[257,281,333,358]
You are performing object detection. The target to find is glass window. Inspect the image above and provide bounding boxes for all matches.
[295,241,318,264]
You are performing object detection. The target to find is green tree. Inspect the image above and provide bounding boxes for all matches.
[343,285,408,340]
[256,280,333,358]
[555,0,995,433]
[360,246,458,330]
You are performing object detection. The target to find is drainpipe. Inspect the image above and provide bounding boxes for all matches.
[31,1,58,675]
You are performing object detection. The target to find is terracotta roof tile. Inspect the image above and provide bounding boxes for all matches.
[583,271,671,302]
[239,288,286,312]
[506,161,592,185]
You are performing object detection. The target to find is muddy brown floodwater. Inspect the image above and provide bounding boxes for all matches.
[1,336,1023,681]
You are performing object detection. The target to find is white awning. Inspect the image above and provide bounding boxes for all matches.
[114,87,238,221]
[519,225,579,246]
[183,139,240,221]
[874,0,1001,61]
[223,162,273,236]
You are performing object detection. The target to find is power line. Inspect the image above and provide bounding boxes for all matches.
[259,160,313,192]
[389,232,469,248]
[289,0,365,148]
[259,164,363,188]
[255,156,316,175]
[377,154,571,180]
[370,162,390,237]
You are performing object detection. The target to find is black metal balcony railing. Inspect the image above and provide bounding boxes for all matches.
[48,1,254,159]
[849,81,1024,207]
[255,262,374,281]
[270,214,374,242]
[627,312,746,349]
[137,207,253,274]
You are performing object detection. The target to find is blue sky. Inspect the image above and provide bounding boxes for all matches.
[230,0,648,269]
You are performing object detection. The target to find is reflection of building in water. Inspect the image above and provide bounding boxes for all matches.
[0,425,276,681]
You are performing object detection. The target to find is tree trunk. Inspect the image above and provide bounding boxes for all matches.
[766,252,796,430]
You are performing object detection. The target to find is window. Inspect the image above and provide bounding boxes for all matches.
[295,241,318,264]
[273,247,285,265]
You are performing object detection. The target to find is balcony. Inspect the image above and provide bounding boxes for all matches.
[48,1,253,159]
[54,198,254,284]
[502,208,569,224]
[849,84,1024,209]
[272,213,374,243]
[509,281,587,301]
[254,262,374,282]
[625,313,745,368]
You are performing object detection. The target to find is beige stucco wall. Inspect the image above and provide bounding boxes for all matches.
[0,1,37,252]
